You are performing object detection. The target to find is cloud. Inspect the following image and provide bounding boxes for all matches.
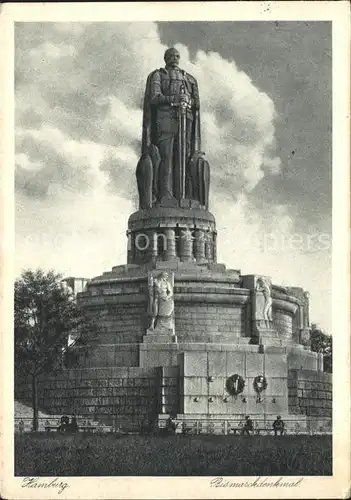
[212,194,331,334]
[176,45,281,195]
[15,22,281,202]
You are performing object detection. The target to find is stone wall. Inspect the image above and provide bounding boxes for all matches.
[175,303,246,342]
[75,344,140,368]
[288,369,332,417]
[90,304,147,345]
[288,346,322,371]
[178,348,288,416]
[159,366,180,415]
[15,367,167,429]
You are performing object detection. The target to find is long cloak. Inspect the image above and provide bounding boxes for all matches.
[140,68,202,202]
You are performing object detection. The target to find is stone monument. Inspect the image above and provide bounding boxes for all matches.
[16,48,331,435]
[147,271,176,342]
[136,47,209,209]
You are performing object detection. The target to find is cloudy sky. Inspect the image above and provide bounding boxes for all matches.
[15,21,332,332]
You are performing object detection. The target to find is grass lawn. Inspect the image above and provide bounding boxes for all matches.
[15,433,332,476]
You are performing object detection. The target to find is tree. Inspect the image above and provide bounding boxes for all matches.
[15,269,96,431]
[310,323,332,373]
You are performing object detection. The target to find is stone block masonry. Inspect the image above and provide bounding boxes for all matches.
[175,303,245,340]
[15,367,179,430]
[14,47,333,437]
[288,369,332,417]
[178,350,288,416]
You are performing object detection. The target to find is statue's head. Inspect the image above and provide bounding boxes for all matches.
[257,276,269,288]
[160,271,169,281]
[164,47,180,68]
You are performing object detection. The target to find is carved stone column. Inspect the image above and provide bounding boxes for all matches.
[179,227,194,262]
[205,229,213,262]
[303,291,310,327]
[164,228,176,260]
[126,230,135,264]
[298,303,304,328]
[194,228,206,263]
[213,230,217,263]
[286,287,311,348]
[152,231,158,259]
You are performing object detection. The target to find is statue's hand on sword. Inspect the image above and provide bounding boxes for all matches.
[171,94,191,108]
[179,93,190,103]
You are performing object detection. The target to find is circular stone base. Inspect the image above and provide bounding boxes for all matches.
[77,261,304,370]
[128,207,216,231]
[127,207,217,266]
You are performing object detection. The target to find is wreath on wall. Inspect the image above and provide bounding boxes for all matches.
[225,374,245,396]
[253,375,268,402]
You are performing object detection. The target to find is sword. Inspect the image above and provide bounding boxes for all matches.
[179,83,188,199]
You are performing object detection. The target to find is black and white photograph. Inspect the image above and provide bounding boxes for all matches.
[1,2,350,499]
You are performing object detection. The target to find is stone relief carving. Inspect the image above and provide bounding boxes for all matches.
[148,271,175,332]
[255,276,273,328]
[303,290,310,328]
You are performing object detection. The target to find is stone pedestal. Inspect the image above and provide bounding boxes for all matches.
[25,208,330,434]
[144,328,177,343]
[127,207,217,266]
[299,327,311,348]
[255,327,287,347]
[15,60,332,436]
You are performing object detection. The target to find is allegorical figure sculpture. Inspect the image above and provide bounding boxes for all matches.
[255,277,273,328]
[303,291,310,328]
[136,47,210,209]
[148,271,175,333]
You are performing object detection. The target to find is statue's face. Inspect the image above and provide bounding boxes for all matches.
[160,272,169,281]
[164,48,180,68]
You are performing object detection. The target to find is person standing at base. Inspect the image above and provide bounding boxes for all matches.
[58,415,69,433]
[18,419,24,434]
[272,415,285,437]
[70,415,79,433]
[242,415,254,436]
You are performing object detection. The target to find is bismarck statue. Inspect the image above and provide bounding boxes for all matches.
[136,47,210,210]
